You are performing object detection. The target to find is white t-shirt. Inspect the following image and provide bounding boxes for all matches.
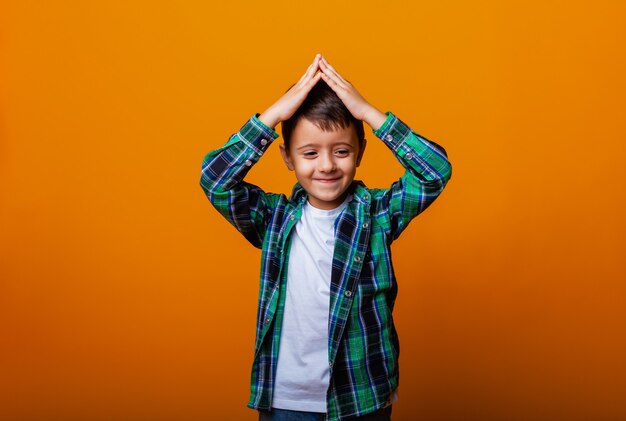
[271,197,350,412]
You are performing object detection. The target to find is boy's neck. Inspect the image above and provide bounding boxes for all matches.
[306,194,352,212]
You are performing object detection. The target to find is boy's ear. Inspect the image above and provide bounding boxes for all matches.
[356,138,367,167]
[279,143,295,171]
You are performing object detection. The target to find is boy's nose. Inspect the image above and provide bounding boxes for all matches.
[318,153,336,172]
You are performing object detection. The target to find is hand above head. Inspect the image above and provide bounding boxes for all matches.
[257,54,323,129]
[318,55,387,131]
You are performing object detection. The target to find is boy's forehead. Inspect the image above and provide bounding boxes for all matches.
[291,117,358,145]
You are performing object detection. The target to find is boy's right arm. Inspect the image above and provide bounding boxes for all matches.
[199,115,280,248]
[199,54,324,248]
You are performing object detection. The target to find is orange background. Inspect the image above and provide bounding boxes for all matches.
[1,1,625,420]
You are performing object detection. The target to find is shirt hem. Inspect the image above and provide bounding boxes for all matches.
[271,398,327,413]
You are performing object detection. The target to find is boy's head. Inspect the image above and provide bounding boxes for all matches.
[279,80,367,210]
[281,81,365,150]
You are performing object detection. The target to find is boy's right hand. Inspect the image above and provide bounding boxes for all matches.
[257,54,323,129]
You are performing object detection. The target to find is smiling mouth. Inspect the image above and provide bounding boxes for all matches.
[315,178,340,183]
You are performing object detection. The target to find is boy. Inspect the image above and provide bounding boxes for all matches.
[199,54,452,420]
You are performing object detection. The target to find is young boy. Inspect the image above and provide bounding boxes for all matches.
[199,54,452,421]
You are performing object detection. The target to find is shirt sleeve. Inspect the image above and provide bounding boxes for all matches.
[199,113,280,248]
[372,111,453,241]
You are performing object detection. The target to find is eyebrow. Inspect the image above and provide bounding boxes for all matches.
[296,142,354,151]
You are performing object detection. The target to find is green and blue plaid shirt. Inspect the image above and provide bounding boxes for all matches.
[199,111,452,420]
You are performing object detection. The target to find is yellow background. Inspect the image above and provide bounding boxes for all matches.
[1,1,625,419]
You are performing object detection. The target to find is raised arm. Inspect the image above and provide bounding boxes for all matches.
[318,55,452,240]
[199,54,325,247]
[199,116,280,248]
[372,113,452,240]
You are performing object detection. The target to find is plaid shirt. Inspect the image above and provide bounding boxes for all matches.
[199,111,452,420]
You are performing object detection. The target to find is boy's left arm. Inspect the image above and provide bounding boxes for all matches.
[319,56,452,239]
[371,111,452,239]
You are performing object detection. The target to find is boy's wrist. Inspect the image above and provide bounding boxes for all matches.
[257,109,281,130]
[373,111,393,138]
[362,105,387,132]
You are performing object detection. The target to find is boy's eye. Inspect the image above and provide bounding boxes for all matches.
[303,151,318,158]
[335,149,350,156]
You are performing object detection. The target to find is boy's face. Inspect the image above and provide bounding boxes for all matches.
[280,117,366,210]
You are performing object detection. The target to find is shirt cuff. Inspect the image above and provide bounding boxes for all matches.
[253,113,280,138]
[373,111,412,151]
[233,113,280,156]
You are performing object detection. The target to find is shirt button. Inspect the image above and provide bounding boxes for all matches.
[406,153,413,160]
[362,222,369,229]
[363,194,369,201]
[260,138,268,146]
[345,290,352,297]
[265,317,271,324]
[385,134,393,142]
[290,215,295,221]
[244,159,252,167]
[354,255,361,262]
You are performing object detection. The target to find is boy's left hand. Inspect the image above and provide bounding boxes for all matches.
[319,55,387,131]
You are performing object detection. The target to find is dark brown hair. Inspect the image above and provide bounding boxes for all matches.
[281,80,365,150]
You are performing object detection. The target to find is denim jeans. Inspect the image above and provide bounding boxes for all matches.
[258,406,392,421]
